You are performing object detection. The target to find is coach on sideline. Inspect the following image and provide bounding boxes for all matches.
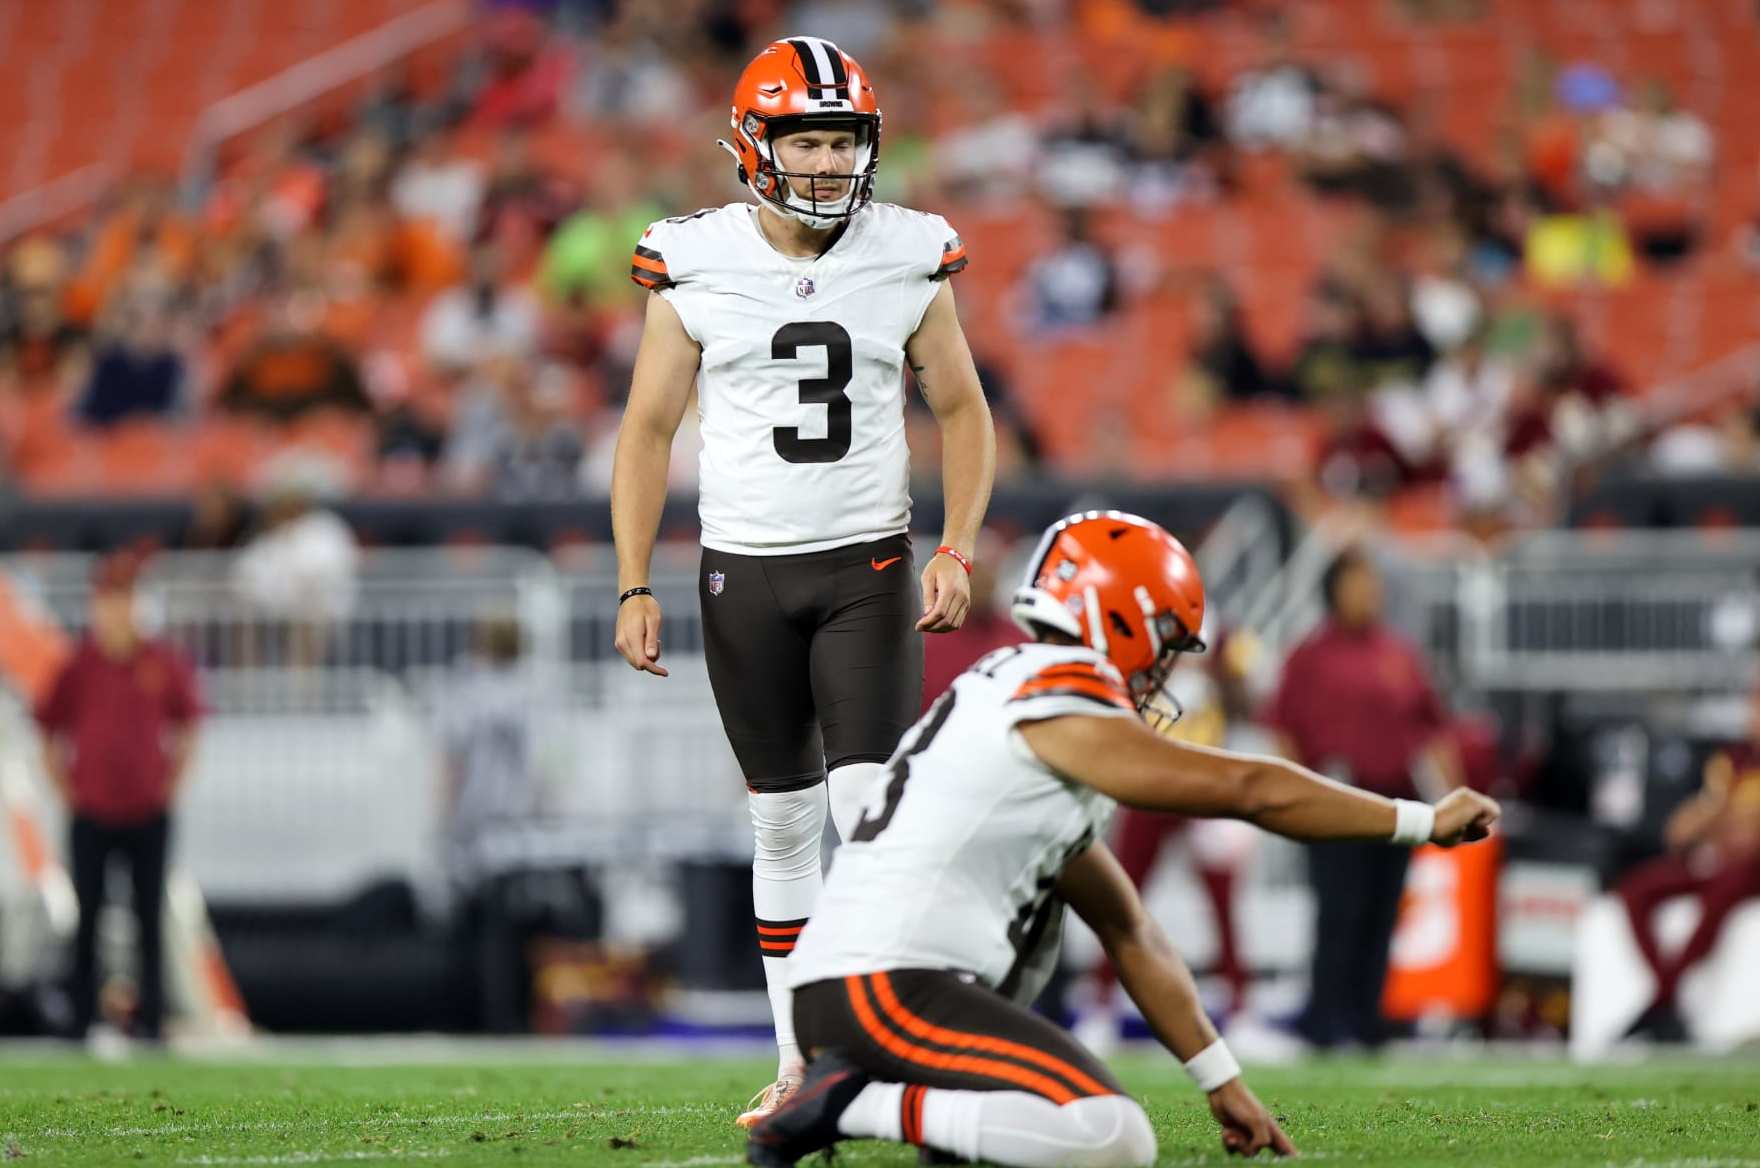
[36,550,204,1043]
[1266,545,1463,1051]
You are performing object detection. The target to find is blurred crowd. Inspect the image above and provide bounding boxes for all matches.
[0,0,1756,529]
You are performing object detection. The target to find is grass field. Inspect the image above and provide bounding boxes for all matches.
[0,1048,1756,1167]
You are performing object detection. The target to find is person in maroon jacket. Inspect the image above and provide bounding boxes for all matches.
[1266,545,1462,1049]
[36,551,203,1042]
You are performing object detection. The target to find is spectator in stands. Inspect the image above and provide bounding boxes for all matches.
[1172,277,1280,417]
[1267,546,1461,1050]
[1410,225,1483,355]
[1651,400,1760,477]
[69,179,196,323]
[932,83,1039,207]
[1129,65,1226,210]
[36,550,204,1043]
[537,152,664,311]
[444,359,576,498]
[217,292,372,420]
[1287,287,1365,403]
[421,239,541,379]
[467,7,570,130]
[1224,10,1322,150]
[1423,322,1514,466]
[230,477,360,668]
[1585,81,1712,264]
[2,237,88,395]
[391,128,487,246]
[75,269,189,428]
[1021,207,1121,331]
[1617,696,1760,1041]
[1356,276,1436,388]
[1513,313,1633,466]
[1038,85,1136,208]
[473,128,574,266]
[487,363,585,500]
[1296,78,1410,208]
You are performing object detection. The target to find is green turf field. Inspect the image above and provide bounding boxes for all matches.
[0,1051,1756,1166]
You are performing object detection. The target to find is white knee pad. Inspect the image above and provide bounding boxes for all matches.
[827,761,887,843]
[1067,1096,1158,1168]
[748,786,828,880]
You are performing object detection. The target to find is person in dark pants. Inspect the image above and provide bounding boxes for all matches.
[1266,546,1461,1050]
[35,551,203,1042]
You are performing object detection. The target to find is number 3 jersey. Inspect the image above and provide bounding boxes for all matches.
[631,202,967,555]
[787,643,1137,997]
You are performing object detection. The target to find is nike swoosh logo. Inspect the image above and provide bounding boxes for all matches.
[871,556,903,571]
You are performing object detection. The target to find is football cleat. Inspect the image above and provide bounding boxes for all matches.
[745,1049,870,1166]
[736,1069,804,1131]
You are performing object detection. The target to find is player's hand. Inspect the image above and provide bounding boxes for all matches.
[613,594,669,677]
[1430,787,1500,847]
[1208,1079,1297,1158]
[917,553,971,633]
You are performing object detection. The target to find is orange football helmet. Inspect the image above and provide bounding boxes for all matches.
[1011,511,1207,727]
[719,37,881,229]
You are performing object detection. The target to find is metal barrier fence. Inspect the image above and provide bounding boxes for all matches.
[1244,525,1760,696]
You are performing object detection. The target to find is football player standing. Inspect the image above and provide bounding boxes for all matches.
[610,36,996,1126]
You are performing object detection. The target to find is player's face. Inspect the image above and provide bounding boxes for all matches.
[772,128,860,203]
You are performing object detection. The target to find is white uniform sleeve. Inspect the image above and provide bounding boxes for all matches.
[631,217,706,344]
[907,211,969,336]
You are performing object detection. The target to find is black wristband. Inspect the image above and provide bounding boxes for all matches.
[619,586,654,606]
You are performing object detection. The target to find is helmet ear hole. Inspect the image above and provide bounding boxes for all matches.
[1108,610,1134,639]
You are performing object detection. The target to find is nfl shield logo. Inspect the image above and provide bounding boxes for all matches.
[795,276,815,299]
[707,570,725,596]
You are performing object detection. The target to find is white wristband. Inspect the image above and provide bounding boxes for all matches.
[1183,1038,1241,1092]
[1391,799,1436,847]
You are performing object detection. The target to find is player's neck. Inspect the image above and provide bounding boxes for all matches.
[755,203,840,258]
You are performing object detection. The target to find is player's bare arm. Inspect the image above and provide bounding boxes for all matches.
[611,292,703,677]
[904,280,995,634]
[1059,842,1297,1159]
[1017,714,1500,845]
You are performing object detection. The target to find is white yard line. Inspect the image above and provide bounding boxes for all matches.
[35,1105,730,1141]
[178,1153,454,1166]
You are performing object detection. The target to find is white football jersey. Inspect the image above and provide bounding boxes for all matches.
[787,643,1135,996]
[633,202,967,555]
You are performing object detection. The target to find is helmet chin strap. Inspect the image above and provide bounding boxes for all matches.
[719,137,864,230]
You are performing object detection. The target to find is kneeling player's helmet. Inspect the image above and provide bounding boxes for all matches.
[719,37,881,230]
[1012,512,1207,729]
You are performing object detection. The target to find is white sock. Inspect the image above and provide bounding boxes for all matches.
[827,761,887,843]
[836,1081,904,1141]
[749,786,827,1065]
[841,1085,1156,1168]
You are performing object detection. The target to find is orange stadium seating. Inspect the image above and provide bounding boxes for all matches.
[6,0,1759,496]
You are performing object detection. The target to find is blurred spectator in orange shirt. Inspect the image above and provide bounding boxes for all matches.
[218,292,372,421]
[68,179,197,325]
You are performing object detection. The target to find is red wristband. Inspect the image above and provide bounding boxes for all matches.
[934,545,972,574]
